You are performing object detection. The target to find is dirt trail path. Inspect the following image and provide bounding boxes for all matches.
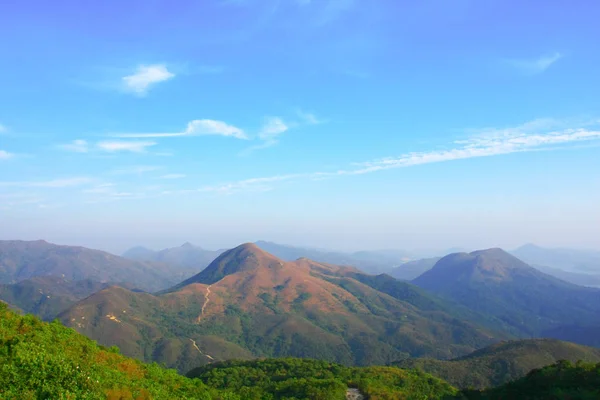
[196,284,212,323]
[189,338,215,361]
[346,388,364,400]
[201,285,212,316]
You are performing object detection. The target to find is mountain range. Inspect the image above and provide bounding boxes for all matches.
[59,243,501,373]
[0,240,197,292]
[512,243,600,274]
[254,240,412,274]
[122,242,224,270]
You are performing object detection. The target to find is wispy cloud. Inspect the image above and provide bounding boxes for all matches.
[315,0,357,25]
[122,64,175,96]
[240,117,290,154]
[96,140,157,153]
[0,177,92,188]
[297,109,326,125]
[506,52,563,75]
[0,150,14,160]
[189,119,600,194]
[111,119,247,140]
[0,123,6,133]
[59,139,89,153]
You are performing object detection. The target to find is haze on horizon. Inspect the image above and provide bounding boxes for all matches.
[1,1,599,254]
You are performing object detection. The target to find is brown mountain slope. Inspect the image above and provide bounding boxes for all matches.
[60,243,503,373]
[0,240,197,292]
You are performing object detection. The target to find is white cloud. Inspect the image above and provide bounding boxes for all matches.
[0,177,91,188]
[111,119,247,140]
[259,117,289,140]
[122,64,175,96]
[96,140,157,153]
[60,139,89,153]
[506,52,563,75]
[0,150,14,160]
[0,124,6,133]
[158,174,186,179]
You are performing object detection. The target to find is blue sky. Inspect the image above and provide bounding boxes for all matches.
[1,0,599,253]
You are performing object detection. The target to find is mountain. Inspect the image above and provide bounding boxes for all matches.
[389,257,441,281]
[254,240,410,274]
[395,339,600,389]
[60,243,501,373]
[0,240,197,292]
[0,276,113,320]
[412,248,600,339]
[122,242,223,270]
[512,243,600,273]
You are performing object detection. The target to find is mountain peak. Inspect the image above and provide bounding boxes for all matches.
[180,242,196,249]
[172,242,284,287]
[413,247,532,290]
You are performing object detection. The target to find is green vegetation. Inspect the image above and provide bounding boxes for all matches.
[460,360,600,399]
[0,303,465,399]
[0,302,215,399]
[188,358,458,400]
[396,339,600,389]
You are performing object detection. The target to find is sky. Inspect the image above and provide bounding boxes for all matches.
[1,0,599,254]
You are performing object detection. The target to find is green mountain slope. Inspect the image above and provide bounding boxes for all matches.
[396,339,600,389]
[0,240,196,292]
[60,243,500,373]
[412,248,600,338]
[0,302,462,399]
[460,360,600,400]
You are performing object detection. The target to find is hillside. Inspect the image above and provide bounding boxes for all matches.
[0,276,112,320]
[461,360,600,399]
[0,240,197,292]
[0,302,462,399]
[60,243,501,373]
[412,248,600,338]
[396,339,600,389]
[123,242,223,270]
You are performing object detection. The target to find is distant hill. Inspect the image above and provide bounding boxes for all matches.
[512,243,600,273]
[389,257,441,281]
[254,240,410,274]
[395,339,600,389]
[0,240,197,292]
[412,248,600,339]
[0,276,112,320]
[532,263,600,287]
[60,243,500,373]
[122,242,223,270]
[462,360,600,400]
